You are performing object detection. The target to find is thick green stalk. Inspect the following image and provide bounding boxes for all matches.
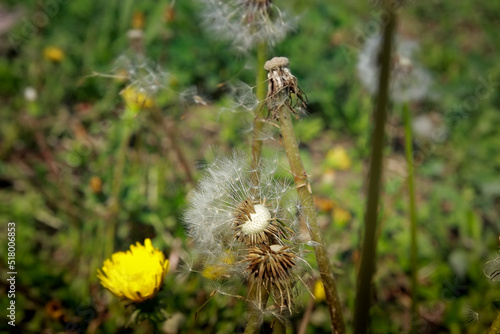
[403,102,418,324]
[488,311,500,334]
[250,42,267,185]
[106,116,133,257]
[277,106,346,334]
[353,3,396,333]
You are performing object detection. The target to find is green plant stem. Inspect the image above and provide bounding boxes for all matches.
[245,43,269,332]
[277,106,346,334]
[488,310,500,334]
[244,279,269,334]
[106,116,133,257]
[403,102,418,325]
[353,3,396,333]
[250,42,267,186]
[151,107,194,185]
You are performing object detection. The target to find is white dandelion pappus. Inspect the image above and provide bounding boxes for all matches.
[183,152,295,263]
[484,256,500,281]
[199,0,296,53]
[357,34,432,103]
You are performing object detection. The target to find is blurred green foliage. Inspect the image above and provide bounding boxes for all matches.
[0,0,499,333]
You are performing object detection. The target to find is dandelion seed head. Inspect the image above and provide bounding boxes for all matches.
[357,34,432,103]
[240,204,272,234]
[183,151,295,259]
[113,55,168,96]
[199,0,296,53]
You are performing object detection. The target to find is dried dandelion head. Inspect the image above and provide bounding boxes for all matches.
[183,152,308,316]
[200,0,295,53]
[244,244,297,313]
[264,57,308,118]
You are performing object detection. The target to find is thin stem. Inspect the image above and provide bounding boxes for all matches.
[488,310,500,334]
[353,2,396,333]
[106,116,133,257]
[245,43,268,333]
[250,42,267,186]
[298,298,315,334]
[244,279,269,334]
[277,106,346,333]
[151,107,195,185]
[403,102,418,325]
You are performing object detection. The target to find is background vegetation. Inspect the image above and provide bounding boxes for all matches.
[0,0,499,333]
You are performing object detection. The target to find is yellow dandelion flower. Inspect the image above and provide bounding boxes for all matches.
[97,238,169,303]
[44,46,65,62]
[314,280,326,302]
[121,85,154,111]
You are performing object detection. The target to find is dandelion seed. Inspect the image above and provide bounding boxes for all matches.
[180,86,210,106]
[462,305,479,325]
[230,81,260,111]
[484,256,500,281]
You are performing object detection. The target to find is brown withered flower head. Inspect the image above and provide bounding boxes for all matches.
[244,244,297,314]
[264,57,308,119]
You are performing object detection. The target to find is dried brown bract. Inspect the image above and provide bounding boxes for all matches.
[244,244,297,313]
[264,57,308,119]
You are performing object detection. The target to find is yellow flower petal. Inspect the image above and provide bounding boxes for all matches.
[97,238,168,303]
[44,47,65,62]
[121,85,154,111]
[314,280,326,302]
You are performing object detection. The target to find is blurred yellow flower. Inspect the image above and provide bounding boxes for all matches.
[121,85,154,110]
[132,11,145,30]
[325,146,352,170]
[202,251,234,280]
[314,280,326,302]
[202,265,229,280]
[89,176,102,194]
[97,238,169,303]
[333,206,351,227]
[44,46,65,62]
